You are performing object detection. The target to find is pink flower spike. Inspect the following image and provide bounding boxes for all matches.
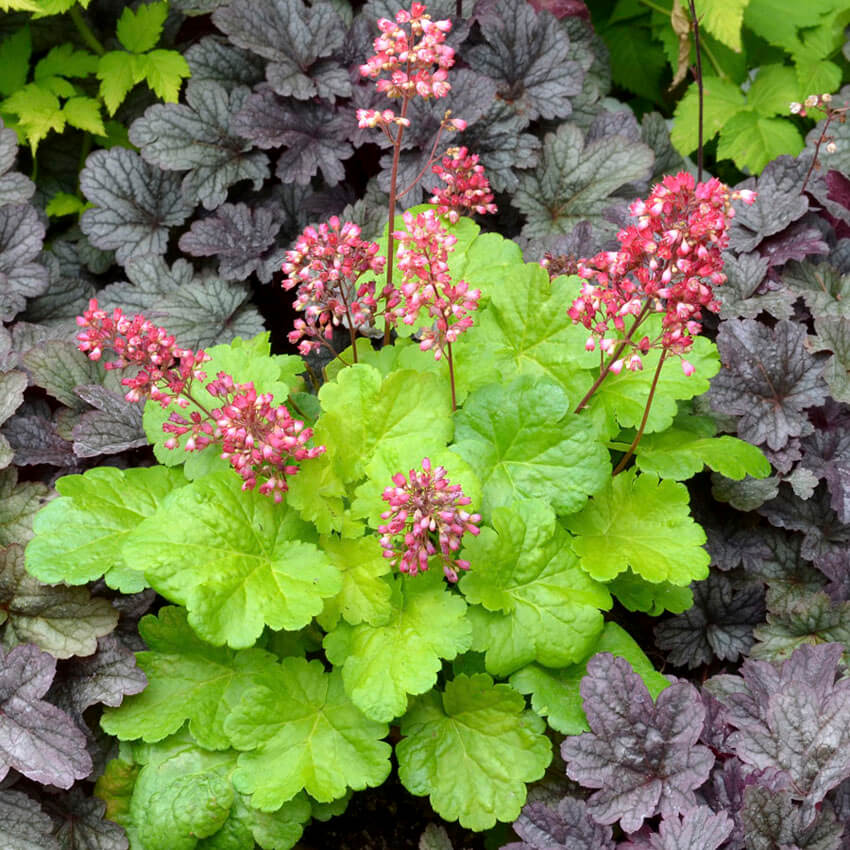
[429,146,497,222]
[378,458,480,582]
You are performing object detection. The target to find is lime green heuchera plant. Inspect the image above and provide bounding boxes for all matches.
[25,4,767,849]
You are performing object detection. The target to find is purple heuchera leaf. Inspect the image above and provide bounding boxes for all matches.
[709,644,850,812]
[757,217,829,274]
[619,806,734,850]
[0,204,48,322]
[799,402,850,524]
[708,319,829,451]
[0,644,92,787]
[503,796,615,849]
[740,786,843,850]
[654,572,765,669]
[560,653,714,832]
[0,790,61,850]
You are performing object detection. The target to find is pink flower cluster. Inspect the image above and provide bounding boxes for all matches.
[378,457,481,582]
[567,172,756,374]
[429,146,497,223]
[391,209,481,359]
[76,300,324,500]
[76,299,209,405]
[162,373,324,502]
[281,217,386,355]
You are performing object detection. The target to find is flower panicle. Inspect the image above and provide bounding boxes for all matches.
[429,146,497,223]
[76,299,324,501]
[378,457,481,582]
[566,172,757,375]
[281,216,386,355]
[390,209,481,359]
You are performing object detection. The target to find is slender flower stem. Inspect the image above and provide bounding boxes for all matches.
[612,350,667,476]
[398,123,447,198]
[446,339,457,411]
[688,0,704,182]
[69,5,106,56]
[801,112,835,195]
[573,305,651,414]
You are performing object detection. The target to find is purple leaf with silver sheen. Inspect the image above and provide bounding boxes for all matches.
[708,644,850,811]
[708,319,829,451]
[561,653,714,832]
[502,796,615,850]
[619,806,734,850]
[0,644,92,787]
[740,786,843,850]
[0,204,48,322]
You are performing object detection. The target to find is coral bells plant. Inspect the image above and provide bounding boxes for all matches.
[76,299,324,499]
[429,146,498,222]
[378,457,481,582]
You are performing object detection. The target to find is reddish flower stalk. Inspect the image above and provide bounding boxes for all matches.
[281,217,386,362]
[357,2,466,344]
[378,457,481,582]
[76,300,324,501]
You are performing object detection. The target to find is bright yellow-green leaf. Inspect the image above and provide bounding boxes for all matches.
[137,49,190,103]
[37,76,76,99]
[35,43,98,81]
[696,0,749,52]
[793,55,842,102]
[62,95,105,135]
[0,0,41,11]
[0,27,31,97]
[2,83,64,151]
[98,51,142,115]
[717,110,804,172]
[45,192,90,217]
[747,64,799,116]
[30,0,87,15]
[671,76,746,153]
[116,0,168,54]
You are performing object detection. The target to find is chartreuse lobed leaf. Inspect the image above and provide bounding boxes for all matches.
[607,569,695,615]
[101,607,282,749]
[564,469,710,585]
[315,534,393,631]
[144,332,304,479]
[459,500,611,677]
[225,657,391,809]
[509,621,669,734]
[288,364,452,533]
[122,471,341,648]
[26,465,188,592]
[397,673,551,830]
[324,569,472,722]
[116,1,168,53]
[106,731,312,850]
[452,377,610,520]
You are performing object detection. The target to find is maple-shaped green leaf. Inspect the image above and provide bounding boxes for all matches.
[794,55,842,102]
[225,657,391,809]
[0,543,117,659]
[116,1,168,53]
[459,500,610,677]
[299,363,453,489]
[121,732,312,850]
[315,534,393,631]
[63,95,106,135]
[634,426,771,480]
[697,0,748,52]
[324,569,471,722]
[607,568,695,615]
[26,465,188,592]
[510,621,669,734]
[588,326,720,434]
[34,42,98,80]
[123,471,340,648]
[2,83,64,151]
[746,64,800,117]
[717,111,804,173]
[101,606,281,749]
[452,267,595,398]
[97,52,139,116]
[671,76,746,155]
[397,673,551,830]
[564,469,710,585]
[452,376,610,519]
[138,49,191,103]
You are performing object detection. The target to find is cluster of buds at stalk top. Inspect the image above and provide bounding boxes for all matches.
[281,217,386,356]
[76,299,324,500]
[76,299,209,404]
[162,374,324,502]
[378,457,481,582]
[429,146,498,223]
[567,172,756,375]
[390,209,481,359]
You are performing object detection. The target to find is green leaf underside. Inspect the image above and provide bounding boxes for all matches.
[324,570,472,722]
[122,471,341,648]
[26,466,188,592]
[397,673,551,830]
[509,621,670,734]
[564,469,710,584]
[225,657,391,809]
[460,500,611,676]
[101,607,281,749]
